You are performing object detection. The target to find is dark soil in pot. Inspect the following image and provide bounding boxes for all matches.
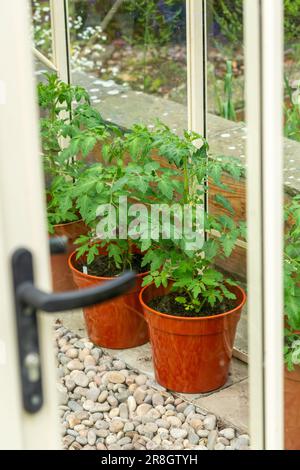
[76,253,149,277]
[149,291,237,318]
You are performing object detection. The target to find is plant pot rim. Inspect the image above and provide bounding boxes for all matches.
[53,217,82,229]
[68,248,149,282]
[139,282,246,322]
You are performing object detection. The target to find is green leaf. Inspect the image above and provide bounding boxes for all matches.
[158,180,174,200]
[96,182,104,194]
[86,245,99,265]
[81,136,97,157]
[214,194,234,214]
[141,239,152,252]
[144,162,160,174]
[142,275,154,287]
[221,236,236,257]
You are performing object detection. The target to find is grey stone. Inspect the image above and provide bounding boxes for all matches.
[83,400,95,411]
[215,443,226,450]
[176,402,188,413]
[63,435,75,447]
[133,387,147,405]
[75,411,89,421]
[143,423,158,434]
[107,395,118,407]
[95,420,109,430]
[152,393,164,407]
[96,429,109,438]
[184,404,195,417]
[204,415,217,431]
[218,436,230,446]
[103,371,126,384]
[66,348,78,359]
[156,418,170,429]
[93,402,110,413]
[110,419,124,433]
[143,409,161,422]
[188,430,199,445]
[96,443,107,450]
[87,430,97,446]
[220,428,235,441]
[127,396,137,414]
[136,403,152,417]
[72,371,89,388]
[98,390,109,403]
[65,379,76,392]
[113,360,126,370]
[109,407,120,418]
[84,355,96,368]
[91,348,102,361]
[135,374,148,386]
[235,434,250,449]
[56,383,68,405]
[166,416,182,428]
[117,437,132,446]
[86,388,100,402]
[67,359,84,371]
[105,434,118,446]
[207,430,218,450]
[170,428,188,440]
[68,400,83,413]
[76,436,88,446]
[116,391,130,403]
[122,444,134,450]
[119,403,128,419]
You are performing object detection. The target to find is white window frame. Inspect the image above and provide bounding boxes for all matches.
[245,0,284,450]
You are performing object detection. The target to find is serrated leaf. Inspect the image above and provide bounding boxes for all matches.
[142,275,154,287]
[158,180,174,200]
[215,194,234,214]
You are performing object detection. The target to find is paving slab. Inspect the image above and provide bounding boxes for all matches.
[193,379,249,433]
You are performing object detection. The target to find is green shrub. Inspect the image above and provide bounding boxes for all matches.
[212,0,300,45]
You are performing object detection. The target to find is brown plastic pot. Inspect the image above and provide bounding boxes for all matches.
[285,328,300,450]
[139,282,246,393]
[50,219,87,292]
[68,249,149,349]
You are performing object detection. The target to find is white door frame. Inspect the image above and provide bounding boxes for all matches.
[0,0,59,450]
[245,0,284,450]
[186,0,207,135]
[50,0,71,82]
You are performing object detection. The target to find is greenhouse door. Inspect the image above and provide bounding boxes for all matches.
[0,1,60,449]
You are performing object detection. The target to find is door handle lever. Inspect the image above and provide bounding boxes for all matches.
[49,236,68,255]
[12,248,136,413]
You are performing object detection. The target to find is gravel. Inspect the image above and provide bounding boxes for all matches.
[55,323,250,451]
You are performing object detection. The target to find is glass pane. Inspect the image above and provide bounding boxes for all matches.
[204,0,248,438]
[207,0,247,356]
[69,0,187,130]
[283,0,300,451]
[31,0,53,59]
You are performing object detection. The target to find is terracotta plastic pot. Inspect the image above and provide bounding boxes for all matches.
[285,362,300,450]
[68,249,149,349]
[139,283,246,393]
[50,219,87,292]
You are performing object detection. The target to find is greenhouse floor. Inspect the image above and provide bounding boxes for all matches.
[56,310,249,450]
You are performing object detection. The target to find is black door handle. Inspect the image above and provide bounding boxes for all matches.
[11,248,136,414]
[49,236,68,255]
[17,273,135,312]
